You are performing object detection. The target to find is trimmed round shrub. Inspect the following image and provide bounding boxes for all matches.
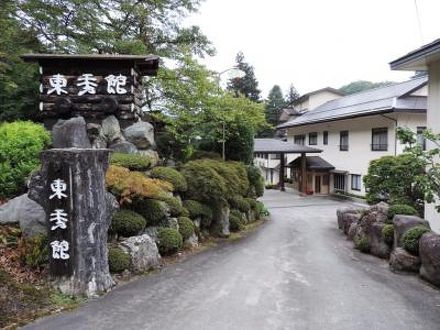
[110,152,151,171]
[129,199,168,226]
[244,197,258,211]
[388,204,419,220]
[228,195,250,213]
[354,236,370,253]
[163,196,183,217]
[183,200,213,221]
[110,209,146,237]
[177,217,195,240]
[229,214,244,232]
[230,209,243,219]
[402,225,431,255]
[0,121,51,199]
[381,224,394,246]
[157,228,183,255]
[255,201,269,218]
[150,166,187,192]
[108,246,131,273]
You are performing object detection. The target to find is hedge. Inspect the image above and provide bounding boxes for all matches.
[388,204,419,220]
[246,165,264,197]
[157,228,183,255]
[163,196,183,217]
[177,217,195,240]
[182,200,213,221]
[402,226,431,255]
[129,198,168,226]
[228,195,250,213]
[108,246,131,273]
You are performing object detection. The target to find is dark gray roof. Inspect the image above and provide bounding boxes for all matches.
[277,77,427,129]
[287,156,335,170]
[253,139,321,154]
[390,38,440,71]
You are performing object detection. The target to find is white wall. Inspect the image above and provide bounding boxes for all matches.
[308,91,342,110]
[425,60,440,233]
[286,113,426,196]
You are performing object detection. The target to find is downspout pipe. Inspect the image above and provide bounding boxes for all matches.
[380,111,398,156]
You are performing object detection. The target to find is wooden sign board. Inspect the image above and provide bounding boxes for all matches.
[22,54,159,122]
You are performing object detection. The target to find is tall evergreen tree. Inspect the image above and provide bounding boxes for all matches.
[285,83,300,104]
[265,85,285,127]
[227,51,261,102]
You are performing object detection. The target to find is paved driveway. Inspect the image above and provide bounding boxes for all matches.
[26,190,440,330]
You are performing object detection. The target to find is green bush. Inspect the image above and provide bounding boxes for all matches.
[228,195,251,213]
[244,197,258,211]
[129,199,168,226]
[388,204,419,220]
[163,196,183,217]
[21,234,49,268]
[190,150,222,160]
[110,152,151,171]
[108,246,131,273]
[354,236,370,253]
[247,165,264,197]
[381,224,394,245]
[110,210,146,237]
[183,200,213,221]
[177,217,195,240]
[181,207,190,218]
[229,213,244,232]
[402,226,431,255]
[157,228,183,255]
[265,184,277,189]
[180,159,249,203]
[150,166,187,192]
[0,121,51,199]
[255,201,270,218]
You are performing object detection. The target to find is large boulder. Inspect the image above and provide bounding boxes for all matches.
[347,222,359,241]
[52,116,91,148]
[369,201,389,218]
[184,232,199,249]
[393,215,430,248]
[210,200,230,237]
[144,226,161,242]
[109,141,138,154]
[0,194,46,237]
[337,207,362,230]
[389,247,421,273]
[369,222,391,259]
[342,213,361,235]
[419,232,440,287]
[101,115,125,146]
[119,234,161,273]
[123,121,156,150]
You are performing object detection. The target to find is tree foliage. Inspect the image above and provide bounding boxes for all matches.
[285,83,300,104]
[227,51,261,102]
[339,80,394,95]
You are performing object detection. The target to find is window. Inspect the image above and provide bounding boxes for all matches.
[371,127,388,151]
[273,153,281,160]
[351,174,361,191]
[334,174,346,191]
[309,132,318,145]
[339,131,349,151]
[294,134,305,145]
[417,126,427,151]
[323,131,328,145]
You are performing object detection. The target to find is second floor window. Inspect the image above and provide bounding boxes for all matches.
[323,131,328,145]
[340,131,349,151]
[417,126,426,150]
[294,134,305,145]
[309,132,317,145]
[372,127,388,151]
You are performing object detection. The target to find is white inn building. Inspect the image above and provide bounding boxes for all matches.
[276,76,428,197]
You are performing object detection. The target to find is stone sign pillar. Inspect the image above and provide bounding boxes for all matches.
[29,149,115,296]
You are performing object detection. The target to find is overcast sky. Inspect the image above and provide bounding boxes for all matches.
[186,0,440,98]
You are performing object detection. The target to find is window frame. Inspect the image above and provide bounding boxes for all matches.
[323,131,328,145]
[371,127,388,151]
[339,130,349,151]
[351,174,361,191]
[308,132,318,145]
[294,134,306,146]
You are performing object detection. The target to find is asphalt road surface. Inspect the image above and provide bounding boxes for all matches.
[26,189,440,330]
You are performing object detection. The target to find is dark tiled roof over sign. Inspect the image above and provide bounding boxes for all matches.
[277,77,427,129]
[287,156,335,170]
[254,139,321,154]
